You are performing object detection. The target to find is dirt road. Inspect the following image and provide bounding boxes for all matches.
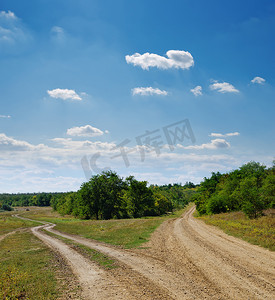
[16,207,275,299]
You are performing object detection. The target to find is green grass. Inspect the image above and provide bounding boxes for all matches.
[0,212,39,235]
[20,206,188,248]
[44,230,117,269]
[198,209,275,251]
[0,231,60,299]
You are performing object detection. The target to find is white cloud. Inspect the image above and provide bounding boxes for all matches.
[209,81,239,93]
[132,87,168,96]
[210,132,240,138]
[0,132,272,192]
[51,26,65,42]
[180,139,230,150]
[0,133,36,151]
[47,88,82,101]
[0,11,17,19]
[251,76,265,84]
[67,125,106,137]
[0,10,31,53]
[125,50,194,70]
[190,86,202,96]
[0,115,11,118]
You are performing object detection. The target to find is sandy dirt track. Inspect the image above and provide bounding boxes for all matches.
[16,207,275,299]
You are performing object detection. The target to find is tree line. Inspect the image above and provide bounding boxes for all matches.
[0,192,64,209]
[51,171,197,219]
[193,161,275,218]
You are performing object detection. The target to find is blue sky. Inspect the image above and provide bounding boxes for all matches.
[0,0,274,192]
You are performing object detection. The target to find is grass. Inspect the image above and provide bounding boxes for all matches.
[0,231,60,299]
[197,209,275,251]
[20,206,187,248]
[0,211,39,235]
[44,230,117,269]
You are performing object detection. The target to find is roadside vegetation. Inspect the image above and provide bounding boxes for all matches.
[198,209,275,251]
[0,212,38,235]
[193,161,275,219]
[45,230,118,269]
[0,232,60,299]
[193,161,275,251]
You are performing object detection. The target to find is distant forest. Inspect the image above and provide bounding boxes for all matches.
[0,192,65,209]
[0,173,197,219]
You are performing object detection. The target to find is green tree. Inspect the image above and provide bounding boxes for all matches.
[239,177,264,218]
[125,176,155,217]
[260,173,275,208]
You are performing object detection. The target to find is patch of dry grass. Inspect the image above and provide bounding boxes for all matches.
[198,209,275,251]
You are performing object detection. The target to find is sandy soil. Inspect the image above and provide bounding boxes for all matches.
[16,206,275,299]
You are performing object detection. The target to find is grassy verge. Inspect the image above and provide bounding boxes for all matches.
[0,231,82,299]
[0,212,39,235]
[44,230,117,269]
[20,206,187,248]
[0,231,60,299]
[197,209,275,251]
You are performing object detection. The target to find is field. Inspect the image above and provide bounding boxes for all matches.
[1,205,274,299]
[197,209,275,251]
[0,211,39,235]
[19,206,186,248]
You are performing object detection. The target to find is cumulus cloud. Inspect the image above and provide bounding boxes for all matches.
[190,86,202,96]
[125,50,194,70]
[67,125,106,137]
[251,76,265,84]
[0,10,31,54]
[132,87,168,96]
[209,81,239,93]
[180,139,230,150]
[0,115,11,118]
[210,132,240,138]
[47,88,82,101]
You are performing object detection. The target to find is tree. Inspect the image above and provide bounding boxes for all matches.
[239,177,264,218]
[125,176,155,217]
[260,174,275,208]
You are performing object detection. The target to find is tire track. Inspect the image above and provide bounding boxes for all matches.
[15,207,275,299]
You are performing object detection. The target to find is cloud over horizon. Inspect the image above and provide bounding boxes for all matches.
[125,50,194,70]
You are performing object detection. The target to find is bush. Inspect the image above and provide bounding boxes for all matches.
[206,195,228,215]
[1,204,13,211]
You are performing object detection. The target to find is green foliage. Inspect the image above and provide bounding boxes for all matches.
[52,170,192,220]
[260,173,275,208]
[0,192,65,208]
[194,161,274,218]
[239,176,264,218]
[1,203,13,211]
